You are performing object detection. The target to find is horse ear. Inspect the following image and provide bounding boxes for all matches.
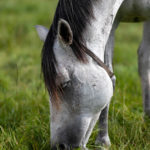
[58,19,73,46]
[35,25,49,42]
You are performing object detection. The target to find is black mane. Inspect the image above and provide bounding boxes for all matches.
[42,0,94,103]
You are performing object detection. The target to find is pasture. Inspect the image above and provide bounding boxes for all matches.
[0,0,150,149]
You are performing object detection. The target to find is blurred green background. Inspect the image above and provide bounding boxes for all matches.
[0,0,150,149]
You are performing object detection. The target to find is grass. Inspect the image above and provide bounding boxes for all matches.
[0,0,150,149]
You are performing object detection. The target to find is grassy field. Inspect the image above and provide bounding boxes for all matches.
[0,0,150,149]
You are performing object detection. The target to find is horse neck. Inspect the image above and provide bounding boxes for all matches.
[83,0,124,61]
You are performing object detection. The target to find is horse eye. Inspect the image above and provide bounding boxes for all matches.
[61,80,71,89]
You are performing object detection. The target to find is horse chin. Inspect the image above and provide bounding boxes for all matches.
[50,111,101,149]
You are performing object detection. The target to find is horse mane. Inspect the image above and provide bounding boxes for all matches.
[42,0,94,103]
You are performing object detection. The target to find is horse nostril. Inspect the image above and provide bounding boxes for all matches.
[59,143,68,150]
[51,143,69,150]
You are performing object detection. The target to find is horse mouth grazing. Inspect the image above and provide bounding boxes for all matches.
[51,144,80,150]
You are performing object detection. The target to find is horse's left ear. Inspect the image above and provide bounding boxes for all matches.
[58,19,73,46]
[35,25,49,42]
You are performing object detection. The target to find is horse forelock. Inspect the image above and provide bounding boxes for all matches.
[42,0,94,104]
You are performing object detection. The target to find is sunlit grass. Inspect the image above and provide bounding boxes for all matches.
[0,0,150,149]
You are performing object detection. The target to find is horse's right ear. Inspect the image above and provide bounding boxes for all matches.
[58,19,73,46]
[35,25,49,42]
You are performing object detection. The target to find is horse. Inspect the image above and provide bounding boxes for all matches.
[36,0,150,149]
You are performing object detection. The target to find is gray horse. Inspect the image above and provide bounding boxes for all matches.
[36,0,150,149]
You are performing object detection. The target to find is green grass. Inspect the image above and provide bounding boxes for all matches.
[0,0,150,149]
